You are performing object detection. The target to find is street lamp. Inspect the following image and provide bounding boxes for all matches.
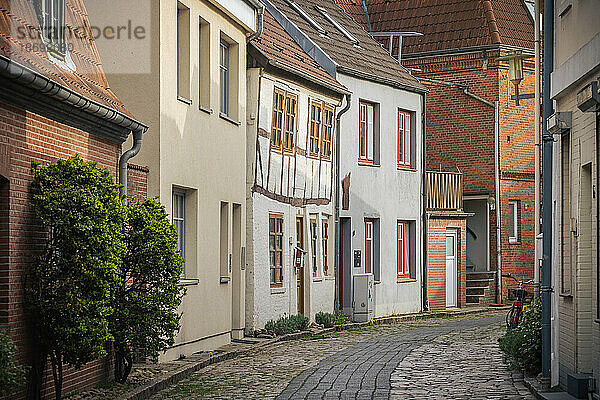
[498,51,534,105]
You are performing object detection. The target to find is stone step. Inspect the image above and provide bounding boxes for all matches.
[466,272,496,281]
[466,295,481,304]
[466,287,485,296]
[466,279,492,288]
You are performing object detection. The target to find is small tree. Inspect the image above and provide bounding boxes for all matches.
[28,156,125,400]
[111,199,185,383]
[0,331,26,396]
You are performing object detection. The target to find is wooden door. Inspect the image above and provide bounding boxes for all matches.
[296,216,305,315]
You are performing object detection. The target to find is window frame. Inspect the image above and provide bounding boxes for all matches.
[219,39,230,116]
[364,220,374,274]
[310,218,318,277]
[508,200,519,243]
[283,93,298,153]
[309,101,322,158]
[359,100,376,164]
[320,106,334,160]
[38,0,66,60]
[397,109,412,169]
[271,88,285,151]
[397,221,411,279]
[172,189,186,277]
[322,217,329,276]
[269,214,284,287]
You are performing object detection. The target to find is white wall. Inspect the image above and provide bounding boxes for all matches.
[337,73,424,317]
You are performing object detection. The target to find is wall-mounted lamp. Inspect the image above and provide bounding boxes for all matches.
[498,51,534,106]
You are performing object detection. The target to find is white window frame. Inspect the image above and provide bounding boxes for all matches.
[172,189,186,276]
[219,39,230,116]
[508,200,518,243]
[38,0,66,59]
[365,220,373,274]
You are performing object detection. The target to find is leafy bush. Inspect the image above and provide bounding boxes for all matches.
[28,156,125,399]
[111,199,185,383]
[498,300,542,375]
[315,312,336,328]
[334,311,351,326]
[0,331,26,396]
[265,314,309,336]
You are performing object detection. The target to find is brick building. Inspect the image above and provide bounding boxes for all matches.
[337,0,537,305]
[0,0,146,398]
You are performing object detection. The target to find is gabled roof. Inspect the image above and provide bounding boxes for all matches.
[335,0,534,56]
[0,0,132,117]
[250,10,348,94]
[265,0,426,93]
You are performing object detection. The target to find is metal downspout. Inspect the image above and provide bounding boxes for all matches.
[541,0,554,382]
[421,93,428,311]
[334,93,352,311]
[246,0,264,43]
[494,101,502,303]
[119,129,144,203]
[534,0,541,300]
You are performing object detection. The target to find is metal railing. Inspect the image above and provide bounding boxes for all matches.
[426,171,463,211]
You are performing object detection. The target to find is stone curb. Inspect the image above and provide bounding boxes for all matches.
[118,306,507,400]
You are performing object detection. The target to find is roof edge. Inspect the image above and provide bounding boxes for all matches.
[401,44,533,59]
[482,0,502,44]
[0,55,147,136]
[337,65,427,94]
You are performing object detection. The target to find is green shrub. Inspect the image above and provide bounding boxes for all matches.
[315,312,336,328]
[264,314,309,336]
[498,300,542,375]
[0,331,26,396]
[288,314,310,331]
[334,311,351,326]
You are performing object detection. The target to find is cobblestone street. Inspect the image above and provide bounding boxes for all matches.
[150,311,533,400]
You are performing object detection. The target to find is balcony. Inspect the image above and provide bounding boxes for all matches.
[426,171,463,212]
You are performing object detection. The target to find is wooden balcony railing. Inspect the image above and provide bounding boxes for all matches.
[426,171,463,212]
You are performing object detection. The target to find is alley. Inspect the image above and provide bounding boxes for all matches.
[151,312,533,400]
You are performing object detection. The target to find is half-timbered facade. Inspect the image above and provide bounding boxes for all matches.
[246,11,347,329]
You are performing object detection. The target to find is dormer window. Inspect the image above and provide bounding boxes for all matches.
[314,6,359,45]
[285,0,326,35]
[35,0,66,60]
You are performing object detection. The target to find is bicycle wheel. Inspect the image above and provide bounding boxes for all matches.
[506,307,515,328]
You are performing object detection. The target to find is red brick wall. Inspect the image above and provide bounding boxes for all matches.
[0,101,121,400]
[127,163,149,203]
[427,216,467,310]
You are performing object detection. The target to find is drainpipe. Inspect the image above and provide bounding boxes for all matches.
[494,101,502,304]
[541,0,554,382]
[533,0,541,301]
[421,93,428,311]
[246,0,264,43]
[334,93,352,311]
[119,128,144,204]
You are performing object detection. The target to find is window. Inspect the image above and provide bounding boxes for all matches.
[271,89,285,150]
[322,217,329,275]
[398,110,412,168]
[397,221,410,278]
[310,218,318,276]
[177,2,191,100]
[309,101,322,157]
[321,106,334,159]
[508,201,519,243]
[359,101,375,163]
[172,190,186,277]
[283,94,297,152]
[198,17,210,109]
[269,214,283,286]
[364,220,373,274]
[219,39,230,115]
[561,134,572,294]
[220,202,230,282]
[36,0,66,59]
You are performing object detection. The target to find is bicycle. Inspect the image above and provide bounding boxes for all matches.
[502,273,534,328]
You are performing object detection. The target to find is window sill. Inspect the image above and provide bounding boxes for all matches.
[508,239,520,245]
[270,287,286,294]
[358,161,379,167]
[313,277,323,282]
[595,319,600,324]
[219,112,241,126]
[220,276,231,284]
[199,105,213,115]
[324,275,335,281]
[178,96,192,105]
[559,292,573,298]
[178,278,199,286]
[397,166,417,172]
[374,280,381,285]
[397,277,417,283]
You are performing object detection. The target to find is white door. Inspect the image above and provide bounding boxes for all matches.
[446,231,458,307]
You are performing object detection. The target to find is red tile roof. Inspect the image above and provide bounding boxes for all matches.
[251,10,347,92]
[335,0,534,56]
[0,0,131,116]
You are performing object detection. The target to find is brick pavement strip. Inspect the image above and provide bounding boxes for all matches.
[149,311,533,400]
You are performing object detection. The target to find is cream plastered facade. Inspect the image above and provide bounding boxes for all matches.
[246,68,342,330]
[103,0,256,360]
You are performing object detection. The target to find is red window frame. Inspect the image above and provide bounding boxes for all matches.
[397,110,412,168]
[359,101,375,164]
[397,221,410,278]
[310,218,318,276]
[322,218,329,275]
[364,220,373,274]
[269,214,284,287]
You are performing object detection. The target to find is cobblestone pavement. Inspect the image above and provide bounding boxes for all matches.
[151,311,532,400]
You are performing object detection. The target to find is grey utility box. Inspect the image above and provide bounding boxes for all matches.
[352,274,374,322]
